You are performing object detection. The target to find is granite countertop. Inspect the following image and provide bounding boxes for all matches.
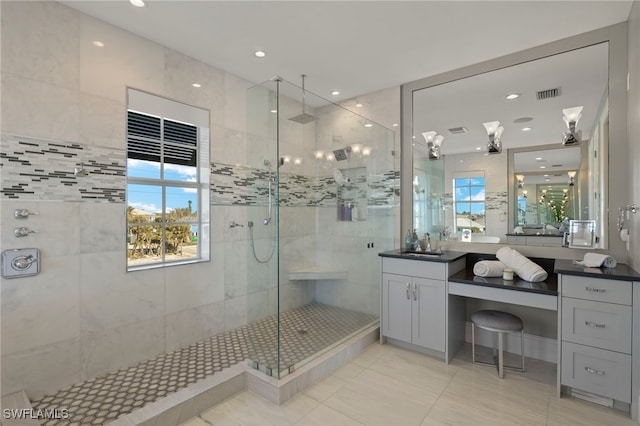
[448,268,558,295]
[505,233,563,237]
[378,249,467,263]
[554,258,640,282]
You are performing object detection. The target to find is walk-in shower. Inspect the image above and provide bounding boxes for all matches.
[245,76,397,378]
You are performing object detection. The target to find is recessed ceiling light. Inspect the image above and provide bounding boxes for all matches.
[92,41,104,47]
[364,123,373,128]
[392,123,398,127]
[506,93,520,100]
[254,51,266,58]
[331,90,340,96]
[545,179,551,182]
[192,83,201,88]
[540,166,546,169]
[521,127,532,132]
[355,102,363,107]
[535,157,543,161]
[130,0,145,7]
[544,174,549,177]
[270,109,277,114]
[459,160,465,163]
[476,147,482,151]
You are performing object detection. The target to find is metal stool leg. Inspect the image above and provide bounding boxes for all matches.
[498,331,504,379]
[520,330,526,372]
[471,322,476,363]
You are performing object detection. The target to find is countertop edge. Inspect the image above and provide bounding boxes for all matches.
[378,250,467,263]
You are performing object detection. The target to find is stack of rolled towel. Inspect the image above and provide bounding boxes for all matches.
[496,247,548,282]
[473,260,506,277]
[575,252,617,268]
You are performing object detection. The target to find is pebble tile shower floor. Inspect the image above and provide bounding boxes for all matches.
[32,303,377,425]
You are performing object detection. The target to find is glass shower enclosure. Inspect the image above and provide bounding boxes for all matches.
[245,77,397,378]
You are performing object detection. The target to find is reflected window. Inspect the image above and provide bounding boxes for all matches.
[126,90,209,270]
[453,175,485,234]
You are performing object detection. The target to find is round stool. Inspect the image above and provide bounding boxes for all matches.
[471,310,525,378]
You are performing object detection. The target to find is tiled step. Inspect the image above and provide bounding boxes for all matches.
[1,390,41,425]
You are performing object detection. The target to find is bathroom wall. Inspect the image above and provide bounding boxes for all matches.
[0,1,401,399]
[628,1,640,270]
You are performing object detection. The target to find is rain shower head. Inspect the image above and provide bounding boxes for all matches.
[288,74,317,125]
[332,147,351,161]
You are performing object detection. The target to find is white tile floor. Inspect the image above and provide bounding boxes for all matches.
[181,342,639,426]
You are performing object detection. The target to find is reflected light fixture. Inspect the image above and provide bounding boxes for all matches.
[522,190,528,199]
[313,150,324,159]
[568,170,577,186]
[362,147,372,156]
[562,106,583,145]
[422,131,444,160]
[516,174,524,189]
[130,0,145,7]
[254,51,266,58]
[351,144,363,154]
[482,121,503,154]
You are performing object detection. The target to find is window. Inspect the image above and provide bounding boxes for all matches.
[453,173,485,234]
[126,89,210,270]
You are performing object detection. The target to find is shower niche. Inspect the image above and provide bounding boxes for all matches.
[336,167,367,222]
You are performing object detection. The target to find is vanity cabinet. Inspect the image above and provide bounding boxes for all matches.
[560,274,633,404]
[381,258,446,352]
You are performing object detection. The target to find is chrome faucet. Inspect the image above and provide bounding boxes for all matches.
[426,233,432,252]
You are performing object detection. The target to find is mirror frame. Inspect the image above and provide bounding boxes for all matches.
[401,23,628,256]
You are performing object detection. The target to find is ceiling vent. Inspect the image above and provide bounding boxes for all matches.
[536,87,561,100]
[448,126,467,134]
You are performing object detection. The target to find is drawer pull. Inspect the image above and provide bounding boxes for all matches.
[584,321,606,329]
[585,366,606,376]
[585,286,607,293]
[412,283,417,301]
[406,283,410,300]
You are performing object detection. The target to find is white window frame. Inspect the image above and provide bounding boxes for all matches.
[126,89,210,271]
[453,171,486,235]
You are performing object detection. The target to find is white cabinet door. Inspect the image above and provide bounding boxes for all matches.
[411,277,446,351]
[382,273,412,343]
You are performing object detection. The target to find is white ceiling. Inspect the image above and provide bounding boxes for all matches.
[60,1,632,104]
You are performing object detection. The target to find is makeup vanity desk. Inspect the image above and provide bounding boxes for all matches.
[379,250,640,420]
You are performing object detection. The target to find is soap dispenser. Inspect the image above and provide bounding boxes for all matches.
[405,229,412,250]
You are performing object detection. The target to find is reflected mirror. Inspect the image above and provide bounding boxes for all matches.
[410,41,609,248]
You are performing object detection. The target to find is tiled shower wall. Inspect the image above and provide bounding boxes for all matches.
[0,1,400,399]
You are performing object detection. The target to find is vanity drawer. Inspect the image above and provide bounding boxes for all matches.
[561,275,632,305]
[561,341,631,403]
[382,258,446,280]
[561,298,632,353]
[506,236,526,245]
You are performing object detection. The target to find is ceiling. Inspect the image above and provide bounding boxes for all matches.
[60,1,632,105]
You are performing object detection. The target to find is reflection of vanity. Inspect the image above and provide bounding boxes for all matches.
[505,233,563,247]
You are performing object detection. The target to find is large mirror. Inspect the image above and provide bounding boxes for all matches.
[408,41,610,248]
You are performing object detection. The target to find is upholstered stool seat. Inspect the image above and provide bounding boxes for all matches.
[471,310,525,378]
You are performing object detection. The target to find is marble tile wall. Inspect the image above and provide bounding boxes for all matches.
[0,0,400,399]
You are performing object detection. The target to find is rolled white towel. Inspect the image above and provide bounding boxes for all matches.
[513,226,524,235]
[575,253,617,268]
[496,247,548,282]
[473,260,506,277]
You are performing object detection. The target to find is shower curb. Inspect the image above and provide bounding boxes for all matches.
[107,324,379,425]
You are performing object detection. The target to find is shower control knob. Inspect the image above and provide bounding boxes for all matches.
[14,209,39,219]
[14,227,36,237]
[12,255,36,270]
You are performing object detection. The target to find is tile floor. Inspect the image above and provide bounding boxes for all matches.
[181,343,639,426]
[31,303,376,425]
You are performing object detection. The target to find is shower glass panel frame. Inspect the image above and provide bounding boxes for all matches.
[246,77,396,379]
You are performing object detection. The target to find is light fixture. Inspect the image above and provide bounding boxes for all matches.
[362,147,372,156]
[313,150,324,159]
[506,93,520,100]
[476,147,482,151]
[521,127,532,132]
[568,170,576,186]
[355,101,363,108]
[92,41,105,47]
[192,83,201,88]
[516,174,524,189]
[293,158,302,165]
[351,144,363,154]
[422,131,444,160]
[130,0,145,7]
[283,156,291,164]
[270,109,278,114]
[364,123,373,128]
[482,121,503,154]
[562,106,583,145]
[522,190,528,199]
[254,51,266,58]
[392,123,398,127]
[331,90,340,96]
[325,153,335,161]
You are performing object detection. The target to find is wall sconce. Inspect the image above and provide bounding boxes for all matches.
[482,121,503,154]
[362,146,372,156]
[313,150,324,160]
[516,174,524,189]
[351,144,363,155]
[562,106,583,145]
[421,131,444,160]
[568,170,576,186]
[522,190,528,199]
